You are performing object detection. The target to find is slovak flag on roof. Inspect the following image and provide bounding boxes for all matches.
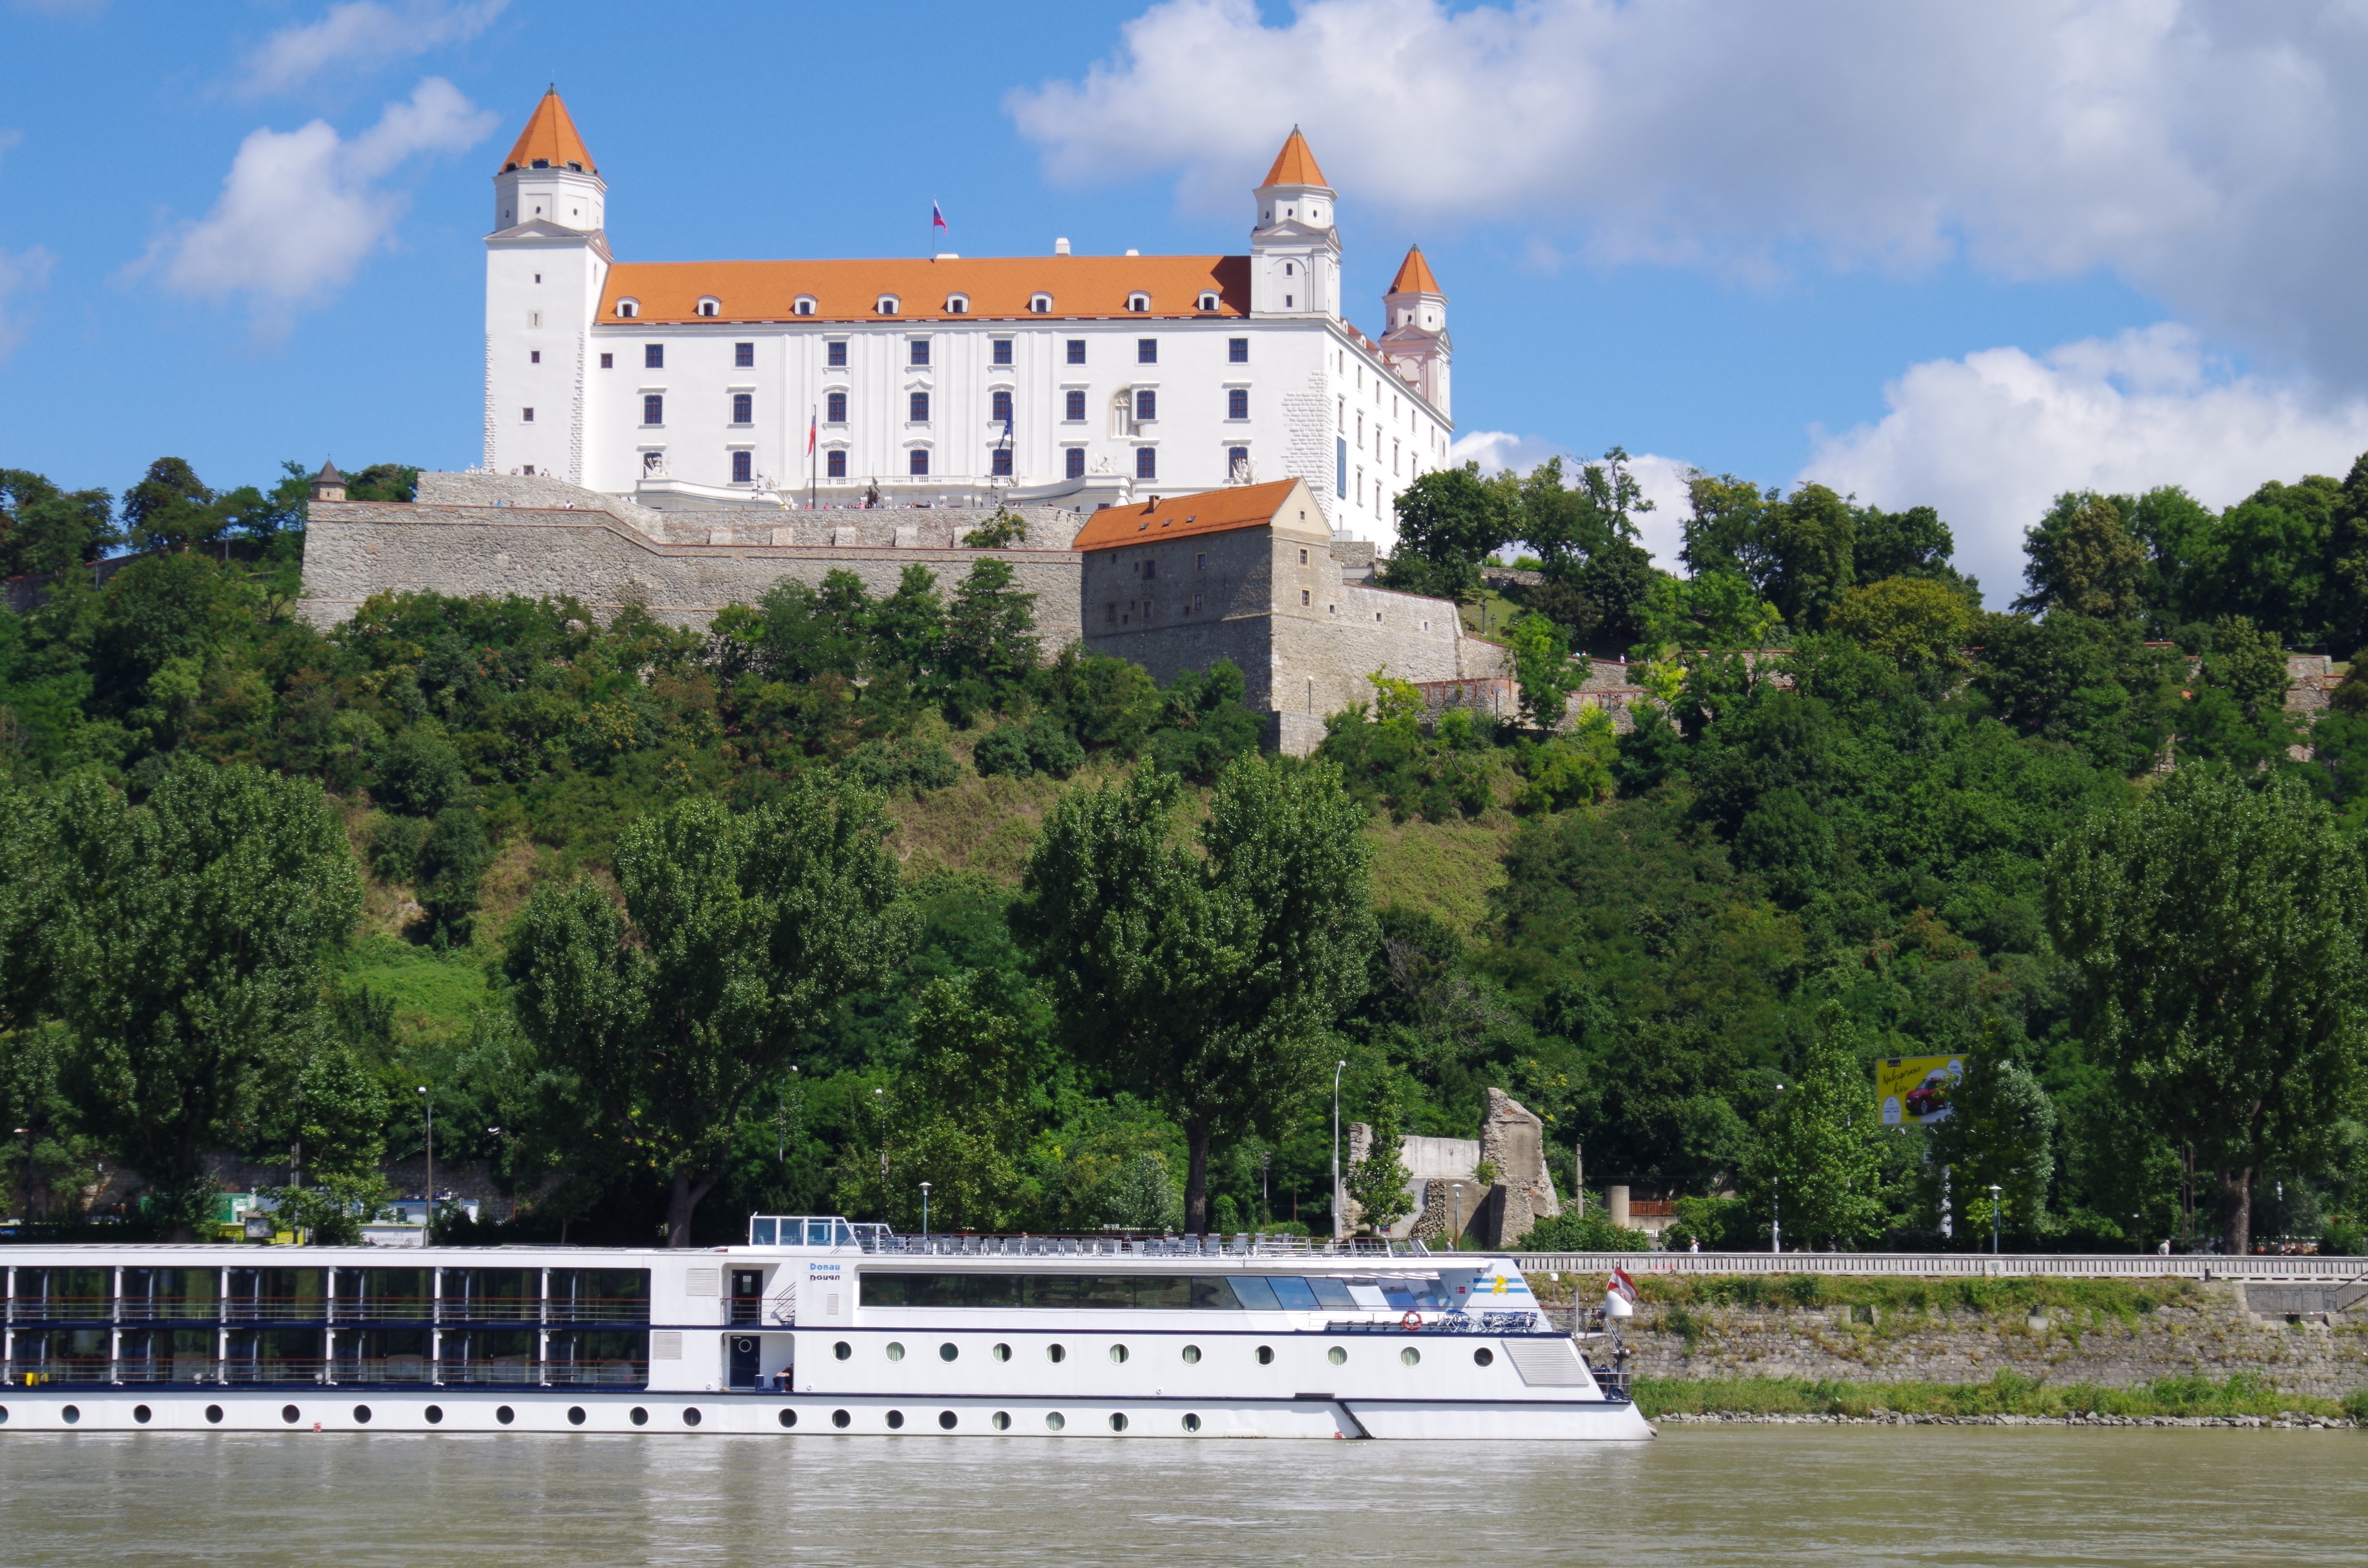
[1608,1265,1639,1304]
[932,201,948,232]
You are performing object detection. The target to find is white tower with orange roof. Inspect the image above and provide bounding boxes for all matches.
[1379,245,1450,417]
[1249,127,1338,320]
[484,87,609,483]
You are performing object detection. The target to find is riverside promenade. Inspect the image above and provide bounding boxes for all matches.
[1517,1250,2368,1285]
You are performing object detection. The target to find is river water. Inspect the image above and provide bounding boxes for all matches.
[1,1427,2360,1565]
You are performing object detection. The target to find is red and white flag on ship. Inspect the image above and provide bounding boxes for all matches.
[1608,1265,1639,1304]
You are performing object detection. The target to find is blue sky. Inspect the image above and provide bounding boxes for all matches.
[6,0,2368,601]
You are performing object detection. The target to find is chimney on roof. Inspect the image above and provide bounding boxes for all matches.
[1055,237,1071,256]
[1123,248,1140,257]
[310,459,346,504]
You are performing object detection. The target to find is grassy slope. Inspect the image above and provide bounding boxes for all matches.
[1636,1372,2365,1421]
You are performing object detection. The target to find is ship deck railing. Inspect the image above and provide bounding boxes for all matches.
[2,1359,648,1389]
[5,1300,650,1326]
[854,1233,1434,1259]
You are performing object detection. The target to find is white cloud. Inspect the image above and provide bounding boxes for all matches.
[150,77,495,320]
[1802,325,2368,607]
[1011,0,2368,385]
[238,0,507,97]
[1447,429,1694,566]
[0,245,56,359]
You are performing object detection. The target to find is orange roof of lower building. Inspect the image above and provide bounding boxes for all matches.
[1071,479,1307,551]
[1260,127,1330,189]
[1388,245,1443,296]
[599,255,1247,323]
[501,88,596,175]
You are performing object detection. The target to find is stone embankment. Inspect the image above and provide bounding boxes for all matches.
[1657,1412,2357,1428]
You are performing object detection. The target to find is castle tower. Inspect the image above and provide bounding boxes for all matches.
[484,88,610,483]
[1379,245,1450,416]
[1249,127,1339,319]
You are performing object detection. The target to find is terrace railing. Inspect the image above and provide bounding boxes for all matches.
[1517,1250,2368,1283]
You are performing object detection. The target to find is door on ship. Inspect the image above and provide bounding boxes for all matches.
[728,1334,761,1390]
[729,1270,763,1325]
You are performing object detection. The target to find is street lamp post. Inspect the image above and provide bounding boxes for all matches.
[416,1087,433,1247]
[1771,1176,1782,1255]
[1990,1184,2003,1255]
[920,1181,932,1240]
[1330,1060,1347,1242]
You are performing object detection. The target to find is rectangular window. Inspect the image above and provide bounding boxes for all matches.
[1135,447,1157,480]
[991,448,1013,478]
[909,391,930,422]
[1196,552,1207,570]
[910,339,930,367]
[732,451,752,483]
[1064,389,1085,421]
[1192,592,1204,613]
[732,392,752,424]
[1227,388,1248,420]
[522,407,534,422]
[1301,589,1311,606]
[909,449,930,476]
[1105,602,1115,624]
[1137,339,1158,364]
[1066,339,1086,365]
[600,352,614,368]
[992,339,1013,366]
[826,390,847,423]
[1066,447,1085,479]
[1135,389,1156,422]
[530,349,541,364]
[1227,445,1248,474]
[826,449,847,478]
[528,311,541,328]
[1145,558,1158,580]
[643,393,664,425]
[1299,549,1309,564]
[1228,337,1248,363]
[826,341,848,368]
[644,344,664,369]
[991,388,1013,423]
[734,342,754,368]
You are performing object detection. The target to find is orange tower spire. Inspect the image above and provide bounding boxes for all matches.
[1260,125,1330,188]
[500,87,597,176]
[1388,245,1443,296]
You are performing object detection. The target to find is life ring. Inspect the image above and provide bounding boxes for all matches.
[1400,1310,1423,1331]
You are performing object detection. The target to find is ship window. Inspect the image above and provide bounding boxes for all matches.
[1180,1345,1201,1363]
[1255,1346,1274,1365]
[833,1341,851,1360]
[992,1343,1011,1361]
[1046,1344,1066,1363]
[1328,1346,1347,1365]
[885,1342,905,1361]
[1401,1347,1421,1366]
[859,1273,1261,1308]
[1474,1348,1495,1367]
[939,1342,959,1361]
[1108,1344,1129,1363]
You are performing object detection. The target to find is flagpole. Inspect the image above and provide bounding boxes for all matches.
[808,405,817,511]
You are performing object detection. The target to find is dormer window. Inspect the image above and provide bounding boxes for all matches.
[793,296,816,316]
[1197,293,1219,312]
[696,297,721,318]
[567,161,584,172]
[946,294,969,315]
[531,159,550,169]
[876,295,900,316]
[1029,294,1052,313]
[1127,293,1150,313]
[615,298,639,318]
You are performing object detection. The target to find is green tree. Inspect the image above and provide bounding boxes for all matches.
[2047,768,2368,1255]
[1828,576,1977,674]
[120,457,223,554]
[1015,756,1376,1232]
[2017,492,2146,620]
[1344,1101,1414,1233]
[0,470,117,578]
[267,1031,394,1245]
[507,784,910,1246]
[1507,611,1585,732]
[1750,1004,1887,1250]
[1923,1053,2058,1246]
[1756,484,1858,630]
[1381,464,1508,601]
[46,759,363,1237]
[941,556,1040,718]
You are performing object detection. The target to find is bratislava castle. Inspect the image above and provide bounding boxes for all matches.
[482,91,1453,533]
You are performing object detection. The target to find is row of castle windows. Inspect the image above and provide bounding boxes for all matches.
[613,292,1225,320]
[696,444,1244,484]
[628,387,1255,430]
[601,339,1250,370]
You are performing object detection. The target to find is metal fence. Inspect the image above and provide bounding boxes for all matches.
[1517,1250,2368,1283]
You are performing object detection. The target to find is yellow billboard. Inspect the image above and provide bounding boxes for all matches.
[1876,1055,1964,1126]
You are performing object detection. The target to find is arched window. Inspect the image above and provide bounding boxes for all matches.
[826,391,847,423]
[1127,293,1150,313]
[946,294,969,315]
[696,297,720,318]
[1029,294,1052,314]
[876,295,900,316]
[793,296,816,316]
[1227,389,1248,420]
[991,388,1013,423]
[1197,292,1219,312]
[615,298,639,318]
[732,393,752,425]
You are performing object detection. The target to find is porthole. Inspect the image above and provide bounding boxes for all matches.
[778,1409,798,1429]
[939,1342,959,1362]
[886,1342,906,1361]
[886,1409,904,1430]
[1473,1348,1495,1367]
[281,1405,300,1425]
[992,1343,1011,1362]
[1109,1413,1129,1433]
[62,1405,80,1425]
[834,1341,852,1360]
[630,1407,649,1426]
[1401,1347,1421,1366]
[497,1405,516,1425]
[1109,1344,1129,1364]
[1328,1346,1347,1366]
[1182,1413,1202,1433]
[132,1405,152,1424]
[1045,1412,1066,1432]
[205,1405,224,1425]
[1255,1346,1274,1365]
[425,1405,443,1425]
[938,1410,958,1430]
[0,1407,9,1426]
[1047,1344,1066,1363]
[684,1408,702,1427]
[352,1405,372,1424]
[1181,1345,1201,1364]
[991,1411,1011,1430]
[567,1407,586,1426]
[832,1409,851,1429]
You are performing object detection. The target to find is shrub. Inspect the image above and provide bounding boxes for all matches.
[369,812,432,883]
[843,735,960,794]
[374,723,469,814]
[972,724,1034,779]
[1026,719,1085,780]
[1523,1203,1650,1252]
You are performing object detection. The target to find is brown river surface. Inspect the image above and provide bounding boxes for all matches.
[1,1427,2361,1565]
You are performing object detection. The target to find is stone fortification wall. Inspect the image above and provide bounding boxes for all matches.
[1592,1279,2368,1399]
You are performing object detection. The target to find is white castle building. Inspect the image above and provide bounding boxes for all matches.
[482,91,1453,531]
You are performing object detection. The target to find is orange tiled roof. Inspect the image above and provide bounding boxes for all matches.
[599,255,1248,324]
[501,88,596,176]
[1260,127,1330,188]
[1071,479,1307,551]
[1388,245,1443,296]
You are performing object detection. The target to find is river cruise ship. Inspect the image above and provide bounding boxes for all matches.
[0,1216,1650,1440]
